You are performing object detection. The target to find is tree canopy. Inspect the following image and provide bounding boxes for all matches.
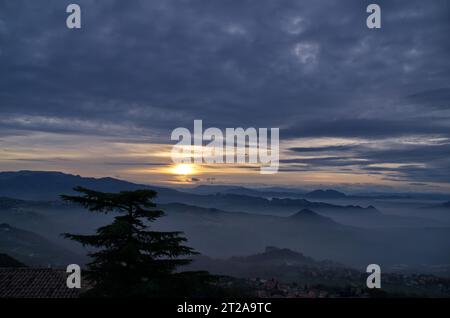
[62,187,204,297]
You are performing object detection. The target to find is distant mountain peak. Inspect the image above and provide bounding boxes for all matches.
[232,246,315,264]
[230,247,343,268]
[0,253,26,268]
[263,246,309,259]
[291,208,317,216]
[0,223,83,267]
[289,208,336,224]
[0,170,180,201]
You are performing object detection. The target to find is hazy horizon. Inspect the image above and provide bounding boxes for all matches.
[1,169,450,195]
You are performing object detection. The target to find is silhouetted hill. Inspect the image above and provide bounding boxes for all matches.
[186,185,450,202]
[290,209,337,224]
[186,248,450,297]
[0,253,26,267]
[0,171,380,215]
[231,246,318,265]
[158,201,450,267]
[186,247,345,281]
[305,189,347,199]
[183,185,306,198]
[164,192,380,216]
[0,197,28,209]
[0,223,84,267]
[0,195,448,269]
[268,197,380,215]
[0,170,179,200]
[183,185,248,195]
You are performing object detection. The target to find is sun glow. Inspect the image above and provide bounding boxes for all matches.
[171,163,196,175]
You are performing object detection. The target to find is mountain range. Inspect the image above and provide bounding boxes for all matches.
[0,171,378,216]
[0,223,84,267]
[0,170,449,270]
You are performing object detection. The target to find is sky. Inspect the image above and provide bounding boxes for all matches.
[0,0,449,192]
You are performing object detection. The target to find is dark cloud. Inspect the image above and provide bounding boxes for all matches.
[284,118,450,139]
[407,88,450,110]
[289,145,357,152]
[281,157,367,167]
[103,162,168,167]
[284,142,450,183]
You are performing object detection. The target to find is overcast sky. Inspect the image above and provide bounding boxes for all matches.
[0,0,449,192]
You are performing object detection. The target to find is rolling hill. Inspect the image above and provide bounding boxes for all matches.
[0,171,380,217]
[0,223,85,267]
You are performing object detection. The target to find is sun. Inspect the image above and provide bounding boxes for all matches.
[171,163,196,175]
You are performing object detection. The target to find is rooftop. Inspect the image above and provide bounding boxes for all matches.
[0,268,80,298]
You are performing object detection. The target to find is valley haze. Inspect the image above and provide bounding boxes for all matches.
[1,170,449,280]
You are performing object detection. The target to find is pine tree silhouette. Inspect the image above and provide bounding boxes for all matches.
[61,187,202,297]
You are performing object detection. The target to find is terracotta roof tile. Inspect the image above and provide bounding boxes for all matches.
[0,268,80,298]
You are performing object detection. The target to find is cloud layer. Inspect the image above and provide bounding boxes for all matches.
[0,0,449,189]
